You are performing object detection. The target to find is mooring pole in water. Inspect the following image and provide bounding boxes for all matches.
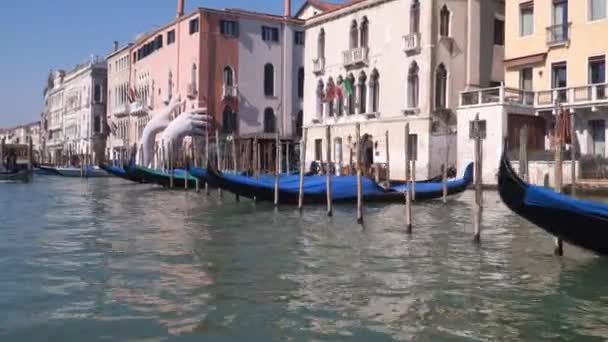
[0,138,5,170]
[326,126,333,217]
[204,130,210,195]
[27,136,33,171]
[441,164,447,204]
[385,130,390,184]
[356,123,363,224]
[216,129,223,199]
[286,141,290,175]
[232,136,239,202]
[411,159,416,201]
[519,125,529,182]
[192,138,200,193]
[473,113,483,243]
[169,141,175,189]
[570,109,577,197]
[274,133,280,206]
[404,123,412,233]
[298,128,307,211]
[554,102,564,256]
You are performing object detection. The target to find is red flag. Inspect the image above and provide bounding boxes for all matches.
[335,84,344,99]
[561,110,572,145]
[324,81,336,102]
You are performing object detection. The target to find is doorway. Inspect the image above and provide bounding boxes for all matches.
[590,119,605,157]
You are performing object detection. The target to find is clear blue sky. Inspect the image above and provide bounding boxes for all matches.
[0,0,314,128]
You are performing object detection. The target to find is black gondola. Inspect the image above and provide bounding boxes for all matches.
[0,169,33,183]
[205,162,474,205]
[498,151,608,256]
[99,163,147,183]
[130,166,198,189]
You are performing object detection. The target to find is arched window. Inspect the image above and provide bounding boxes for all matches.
[440,5,450,37]
[350,20,359,49]
[264,63,274,96]
[263,107,276,133]
[94,84,102,103]
[337,76,344,116]
[223,66,234,87]
[296,110,303,137]
[408,62,420,108]
[347,73,356,115]
[411,0,420,34]
[316,79,325,118]
[360,17,369,48]
[222,106,237,134]
[327,77,335,117]
[297,67,304,99]
[370,69,379,113]
[358,71,367,114]
[318,28,325,59]
[435,63,448,109]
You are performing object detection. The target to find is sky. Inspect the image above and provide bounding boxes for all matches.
[0,0,319,128]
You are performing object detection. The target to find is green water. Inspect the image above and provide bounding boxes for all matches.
[1,177,607,341]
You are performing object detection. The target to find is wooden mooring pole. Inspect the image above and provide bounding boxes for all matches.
[0,138,4,170]
[232,136,239,202]
[385,130,390,184]
[192,138,200,193]
[411,159,416,201]
[274,133,280,206]
[356,123,363,224]
[442,164,448,204]
[473,114,483,243]
[27,136,33,171]
[216,129,222,198]
[205,129,210,195]
[570,110,577,197]
[405,123,412,233]
[326,125,333,217]
[519,125,529,182]
[554,104,564,256]
[169,142,174,189]
[298,128,307,210]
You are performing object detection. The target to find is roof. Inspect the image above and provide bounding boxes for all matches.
[295,0,348,18]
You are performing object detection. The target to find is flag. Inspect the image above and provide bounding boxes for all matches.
[324,80,336,102]
[560,110,572,145]
[343,78,354,97]
[128,87,136,103]
[335,84,344,99]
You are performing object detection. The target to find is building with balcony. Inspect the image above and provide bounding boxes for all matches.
[458,0,608,185]
[303,0,505,180]
[106,42,133,162]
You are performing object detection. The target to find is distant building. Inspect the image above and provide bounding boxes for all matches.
[42,56,108,165]
[0,121,41,162]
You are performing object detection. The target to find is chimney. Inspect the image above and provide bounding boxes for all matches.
[177,0,185,17]
[284,0,291,17]
[113,41,119,52]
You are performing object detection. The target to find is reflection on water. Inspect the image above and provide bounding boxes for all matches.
[0,177,607,341]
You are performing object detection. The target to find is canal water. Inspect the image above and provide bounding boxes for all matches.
[1,177,607,341]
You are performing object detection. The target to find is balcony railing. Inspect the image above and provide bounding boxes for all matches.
[546,23,571,46]
[312,57,325,75]
[403,33,421,53]
[222,85,238,98]
[460,83,608,109]
[343,47,369,68]
[112,103,130,118]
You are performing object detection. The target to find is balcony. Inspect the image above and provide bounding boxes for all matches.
[112,103,130,118]
[312,57,325,75]
[460,87,535,107]
[342,47,369,68]
[129,100,148,117]
[546,23,571,47]
[222,85,238,99]
[402,33,421,54]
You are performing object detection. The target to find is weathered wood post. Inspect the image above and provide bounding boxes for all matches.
[254,135,259,178]
[0,137,5,170]
[326,125,333,216]
[232,136,239,202]
[519,125,529,182]
[169,141,175,189]
[192,138,200,193]
[411,159,416,201]
[473,114,483,243]
[298,128,308,210]
[184,142,189,191]
[441,164,448,203]
[385,130,390,184]
[205,129,210,195]
[216,129,223,198]
[570,110,577,197]
[28,136,33,171]
[554,103,564,256]
[274,133,280,206]
[286,142,291,174]
[405,123,412,233]
[356,123,363,224]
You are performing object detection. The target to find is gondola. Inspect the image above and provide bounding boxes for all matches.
[0,169,33,183]
[130,166,198,188]
[39,165,110,177]
[99,163,147,183]
[498,151,608,256]
[205,162,474,204]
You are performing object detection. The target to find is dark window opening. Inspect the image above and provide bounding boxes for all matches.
[220,20,238,37]
[494,19,504,45]
[295,31,305,45]
[264,63,274,96]
[167,30,176,44]
[262,26,279,42]
[263,108,276,133]
[189,18,200,34]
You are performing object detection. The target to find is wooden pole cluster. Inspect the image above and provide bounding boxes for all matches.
[473,114,483,243]
[298,128,308,210]
[356,123,363,224]
[274,133,280,206]
[326,126,333,216]
[404,123,412,233]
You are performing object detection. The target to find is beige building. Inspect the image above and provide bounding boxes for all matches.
[458,0,608,184]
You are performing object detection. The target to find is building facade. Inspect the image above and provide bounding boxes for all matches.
[458,0,608,184]
[106,43,133,162]
[42,57,108,165]
[303,0,505,180]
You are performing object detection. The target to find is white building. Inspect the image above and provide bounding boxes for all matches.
[302,0,504,180]
[106,42,133,163]
[42,56,108,165]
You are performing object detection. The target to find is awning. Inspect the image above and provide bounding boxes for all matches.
[505,52,547,69]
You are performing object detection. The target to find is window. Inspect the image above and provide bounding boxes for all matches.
[350,20,358,49]
[264,63,274,96]
[408,62,419,108]
[408,134,418,161]
[296,111,303,137]
[133,52,137,63]
[318,29,325,59]
[552,62,568,89]
[295,31,305,45]
[440,5,450,37]
[494,19,504,45]
[220,20,238,37]
[411,0,420,34]
[262,26,279,42]
[520,68,533,91]
[590,0,607,20]
[263,108,276,133]
[589,56,606,98]
[314,139,323,161]
[370,69,380,113]
[469,120,487,139]
[222,106,237,134]
[360,17,369,48]
[347,74,356,115]
[94,116,101,134]
[337,76,344,116]
[167,30,176,44]
[358,71,367,114]
[435,64,448,109]
[520,2,534,37]
[94,84,102,103]
[550,0,569,43]
[317,79,324,118]
[155,34,163,49]
[224,66,234,87]
[297,67,304,99]
[189,18,200,34]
